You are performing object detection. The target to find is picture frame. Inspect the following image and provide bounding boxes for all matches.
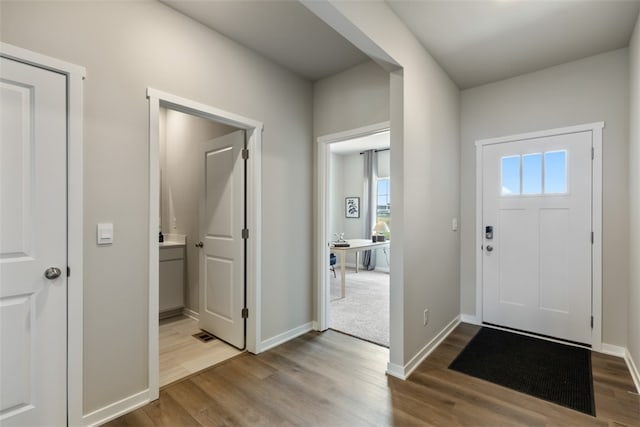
[345,197,360,218]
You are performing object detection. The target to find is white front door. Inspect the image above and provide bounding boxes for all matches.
[0,57,67,424]
[198,130,246,349]
[482,131,592,344]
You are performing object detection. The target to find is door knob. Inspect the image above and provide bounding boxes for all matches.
[44,267,62,280]
[486,245,494,252]
[195,242,204,248]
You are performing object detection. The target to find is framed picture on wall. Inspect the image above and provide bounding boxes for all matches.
[345,197,360,218]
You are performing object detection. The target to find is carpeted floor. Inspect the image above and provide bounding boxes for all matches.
[449,327,595,415]
[330,268,389,347]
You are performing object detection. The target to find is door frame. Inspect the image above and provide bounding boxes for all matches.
[0,43,86,425]
[474,122,604,351]
[314,121,389,332]
[146,88,262,400]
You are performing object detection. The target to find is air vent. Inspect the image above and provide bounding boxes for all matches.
[192,331,216,343]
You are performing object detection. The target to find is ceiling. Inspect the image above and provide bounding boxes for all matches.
[330,131,390,155]
[387,0,640,89]
[160,0,369,81]
[161,0,640,88]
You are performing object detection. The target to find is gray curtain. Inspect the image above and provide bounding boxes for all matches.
[362,150,378,270]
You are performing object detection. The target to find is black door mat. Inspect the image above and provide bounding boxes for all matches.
[448,327,595,416]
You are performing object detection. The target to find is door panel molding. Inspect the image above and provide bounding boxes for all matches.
[474,122,603,350]
[0,42,85,426]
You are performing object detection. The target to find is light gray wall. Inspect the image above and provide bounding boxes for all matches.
[1,0,313,414]
[310,1,461,368]
[460,49,630,346]
[313,60,390,137]
[160,108,236,313]
[628,14,640,374]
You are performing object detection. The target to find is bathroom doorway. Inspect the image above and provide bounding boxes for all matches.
[147,89,263,396]
[157,108,243,386]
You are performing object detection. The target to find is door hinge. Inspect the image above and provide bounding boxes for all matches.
[67,266,71,277]
[590,316,594,328]
[591,231,594,244]
[242,148,249,160]
[242,307,249,319]
[591,147,595,160]
[242,228,249,239]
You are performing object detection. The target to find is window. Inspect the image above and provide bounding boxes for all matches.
[522,153,542,194]
[376,178,391,237]
[500,150,568,196]
[501,156,520,195]
[544,151,567,193]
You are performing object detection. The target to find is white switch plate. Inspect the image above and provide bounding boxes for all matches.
[97,223,114,245]
[452,217,458,231]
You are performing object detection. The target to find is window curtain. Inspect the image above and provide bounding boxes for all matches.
[362,150,378,270]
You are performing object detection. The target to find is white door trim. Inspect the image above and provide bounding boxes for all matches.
[314,121,389,332]
[146,88,262,401]
[474,122,604,351]
[0,42,86,425]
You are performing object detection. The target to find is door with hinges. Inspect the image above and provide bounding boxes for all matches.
[482,130,592,344]
[0,57,67,424]
[198,130,246,349]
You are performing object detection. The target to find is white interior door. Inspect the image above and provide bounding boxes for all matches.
[482,131,592,344]
[198,130,245,349]
[0,57,67,424]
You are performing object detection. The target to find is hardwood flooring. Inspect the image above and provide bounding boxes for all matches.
[107,323,639,426]
[159,315,242,387]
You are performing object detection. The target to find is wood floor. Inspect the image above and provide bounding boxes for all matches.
[107,323,639,426]
[159,315,242,387]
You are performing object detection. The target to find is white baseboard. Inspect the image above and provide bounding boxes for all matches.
[625,348,640,394]
[182,307,199,321]
[82,389,150,427]
[600,342,626,358]
[259,322,313,353]
[460,314,480,325]
[386,362,405,379]
[386,315,461,380]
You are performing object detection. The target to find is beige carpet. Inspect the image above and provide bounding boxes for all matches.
[330,269,389,347]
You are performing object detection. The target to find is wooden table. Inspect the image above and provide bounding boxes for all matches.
[330,239,390,298]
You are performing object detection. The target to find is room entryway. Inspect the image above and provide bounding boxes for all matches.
[317,125,391,347]
[477,123,603,346]
[148,89,263,398]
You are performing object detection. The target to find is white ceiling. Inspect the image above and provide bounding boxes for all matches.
[330,131,390,155]
[387,0,640,89]
[160,0,640,88]
[160,0,369,81]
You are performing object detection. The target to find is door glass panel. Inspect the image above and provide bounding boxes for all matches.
[544,150,567,193]
[522,153,542,194]
[501,156,520,195]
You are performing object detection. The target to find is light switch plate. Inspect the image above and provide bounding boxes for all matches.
[97,223,114,245]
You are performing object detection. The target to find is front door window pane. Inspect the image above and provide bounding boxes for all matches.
[501,156,520,195]
[544,151,567,193]
[522,153,542,194]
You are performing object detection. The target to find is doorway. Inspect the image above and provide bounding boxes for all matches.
[157,109,246,386]
[147,89,263,399]
[475,122,603,349]
[316,122,391,347]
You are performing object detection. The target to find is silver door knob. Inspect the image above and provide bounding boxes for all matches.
[486,245,494,252]
[195,242,204,248]
[44,267,62,280]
